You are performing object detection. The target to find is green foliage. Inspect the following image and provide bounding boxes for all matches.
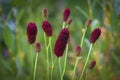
[0,0,120,80]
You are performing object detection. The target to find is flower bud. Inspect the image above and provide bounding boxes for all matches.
[66,18,72,25]
[74,45,81,56]
[89,60,96,69]
[42,8,48,19]
[85,19,92,27]
[35,42,41,53]
[63,8,71,22]
[90,28,101,43]
[27,22,37,44]
[54,28,70,57]
[42,20,52,37]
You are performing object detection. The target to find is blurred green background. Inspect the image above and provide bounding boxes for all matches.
[0,0,120,80]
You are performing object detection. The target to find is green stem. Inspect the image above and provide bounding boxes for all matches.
[79,44,93,80]
[72,27,87,79]
[49,37,54,80]
[87,0,93,19]
[66,25,69,28]
[80,27,87,47]
[58,58,62,80]
[62,22,66,29]
[62,44,68,79]
[49,37,53,66]
[51,58,57,80]
[44,33,49,80]
[72,57,79,80]
[44,33,47,48]
[33,53,39,80]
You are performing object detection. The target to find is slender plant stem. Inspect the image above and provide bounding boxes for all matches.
[33,53,39,80]
[72,57,79,80]
[72,27,87,79]
[72,57,82,80]
[44,33,49,80]
[58,58,62,80]
[49,37,53,66]
[49,37,54,80]
[79,44,93,80]
[62,44,68,79]
[80,27,87,47]
[51,58,57,80]
[87,0,93,19]
[62,22,66,29]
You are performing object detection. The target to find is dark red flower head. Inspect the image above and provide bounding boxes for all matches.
[27,22,37,44]
[54,28,70,57]
[63,8,71,22]
[74,45,81,56]
[90,28,101,43]
[35,42,41,53]
[89,60,96,69]
[42,8,48,19]
[42,20,52,37]
[85,19,92,27]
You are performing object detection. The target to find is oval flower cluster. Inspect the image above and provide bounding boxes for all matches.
[27,22,37,44]
[54,28,70,57]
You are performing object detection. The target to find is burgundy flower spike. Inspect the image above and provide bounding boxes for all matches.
[42,20,52,37]
[27,22,37,44]
[63,8,71,22]
[90,28,101,43]
[54,28,70,57]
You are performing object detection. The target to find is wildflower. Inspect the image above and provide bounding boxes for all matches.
[42,20,52,37]
[89,60,96,69]
[35,42,41,53]
[74,45,81,56]
[54,28,70,57]
[90,28,101,43]
[85,19,92,27]
[42,8,48,19]
[63,8,71,22]
[27,22,37,44]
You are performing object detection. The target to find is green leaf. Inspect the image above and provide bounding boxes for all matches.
[3,26,15,49]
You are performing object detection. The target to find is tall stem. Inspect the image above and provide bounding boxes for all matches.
[49,37,54,80]
[80,28,87,47]
[44,33,49,80]
[51,58,57,80]
[62,22,66,29]
[72,57,79,80]
[62,44,68,78]
[58,58,62,80]
[79,44,93,80]
[33,53,39,80]
[72,27,87,79]
[87,0,93,19]
[49,37,53,66]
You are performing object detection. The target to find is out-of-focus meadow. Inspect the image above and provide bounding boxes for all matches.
[0,0,120,80]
